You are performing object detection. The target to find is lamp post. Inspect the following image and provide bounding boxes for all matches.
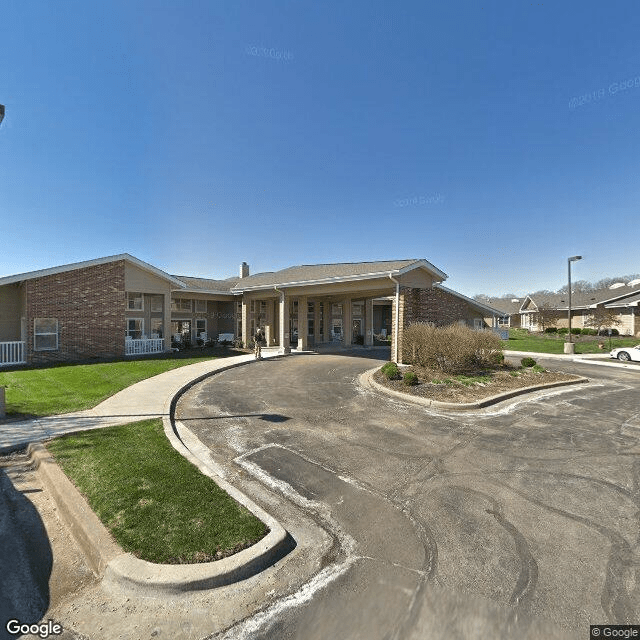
[565,255,582,354]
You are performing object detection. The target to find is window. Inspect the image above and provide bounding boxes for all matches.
[150,296,163,313]
[195,318,206,337]
[150,318,163,338]
[34,318,58,351]
[332,304,343,315]
[127,319,143,340]
[195,300,207,313]
[352,302,364,317]
[308,319,314,336]
[171,298,192,312]
[127,292,143,310]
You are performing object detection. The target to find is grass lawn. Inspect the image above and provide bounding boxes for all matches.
[502,328,639,354]
[46,418,268,564]
[0,349,240,417]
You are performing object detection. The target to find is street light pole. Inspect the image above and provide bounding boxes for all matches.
[566,255,582,352]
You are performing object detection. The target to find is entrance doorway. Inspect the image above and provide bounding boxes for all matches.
[352,319,362,344]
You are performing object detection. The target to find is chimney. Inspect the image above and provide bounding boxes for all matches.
[240,262,249,278]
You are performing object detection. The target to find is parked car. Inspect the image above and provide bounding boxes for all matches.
[610,345,640,362]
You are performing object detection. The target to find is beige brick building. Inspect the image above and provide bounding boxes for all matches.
[0,254,503,367]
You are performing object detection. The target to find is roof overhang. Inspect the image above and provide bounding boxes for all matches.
[232,260,448,293]
[436,284,504,316]
[0,254,187,289]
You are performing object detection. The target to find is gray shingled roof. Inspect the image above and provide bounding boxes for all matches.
[231,259,435,290]
[604,291,640,307]
[482,298,523,315]
[526,285,640,310]
[173,275,239,293]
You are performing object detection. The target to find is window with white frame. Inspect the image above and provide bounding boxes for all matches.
[34,318,58,351]
[171,298,192,312]
[126,319,143,340]
[150,296,163,312]
[195,300,207,313]
[150,318,163,338]
[127,292,143,310]
[195,318,206,338]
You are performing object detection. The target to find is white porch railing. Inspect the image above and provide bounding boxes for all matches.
[125,338,165,355]
[0,341,26,366]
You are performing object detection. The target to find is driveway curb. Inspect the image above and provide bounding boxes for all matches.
[360,368,590,411]
[504,350,639,370]
[29,354,293,596]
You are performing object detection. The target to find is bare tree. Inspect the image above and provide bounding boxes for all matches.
[533,304,563,332]
[584,306,623,334]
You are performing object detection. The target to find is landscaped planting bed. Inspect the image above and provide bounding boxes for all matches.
[374,363,581,403]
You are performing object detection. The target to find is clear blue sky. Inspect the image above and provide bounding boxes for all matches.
[1,1,639,297]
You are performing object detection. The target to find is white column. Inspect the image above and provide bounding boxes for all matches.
[297,296,308,350]
[365,298,374,346]
[278,290,291,354]
[343,298,352,346]
[241,298,249,348]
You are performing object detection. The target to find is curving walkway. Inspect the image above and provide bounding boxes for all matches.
[0,353,278,452]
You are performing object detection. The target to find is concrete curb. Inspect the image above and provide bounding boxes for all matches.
[28,442,122,576]
[360,368,590,411]
[29,353,294,596]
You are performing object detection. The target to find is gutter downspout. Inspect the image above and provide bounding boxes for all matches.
[389,273,400,364]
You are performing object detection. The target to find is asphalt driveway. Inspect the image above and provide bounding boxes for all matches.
[175,354,640,640]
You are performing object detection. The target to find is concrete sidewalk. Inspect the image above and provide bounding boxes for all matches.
[0,352,278,453]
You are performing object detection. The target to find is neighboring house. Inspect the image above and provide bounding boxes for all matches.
[480,297,523,329]
[0,253,504,367]
[518,282,640,335]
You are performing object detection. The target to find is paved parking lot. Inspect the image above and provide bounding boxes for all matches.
[176,354,640,640]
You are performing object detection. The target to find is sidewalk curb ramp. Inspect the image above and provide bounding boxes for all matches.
[360,368,590,411]
[28,356,292,596]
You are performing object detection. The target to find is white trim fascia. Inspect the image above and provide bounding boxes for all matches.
[395,259,448,281]
[435,284,503,316]
[518,296,536,313]
[232,270,403,293]
[173,288,237,296]
[605,300,640,308]
[0,254,187,289]
[232,262,448,293]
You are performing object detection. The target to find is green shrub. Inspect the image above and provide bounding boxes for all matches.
[544,327,558,333]
[402,323,503,374]
[581,328,597,336]
[531,364,546,373]
[381,362,400,380]
[570,328,581,335]
[521,357,536,367]
[598,328,620,336]
[403,371,419,386]
[557,328,569,335]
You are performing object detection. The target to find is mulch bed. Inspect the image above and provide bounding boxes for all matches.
[373,364,582,403]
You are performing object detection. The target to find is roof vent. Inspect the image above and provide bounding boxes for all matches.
[627,279,640,287]
[609,282,625,289]
[240,262,249,278]
[511,298,519,303]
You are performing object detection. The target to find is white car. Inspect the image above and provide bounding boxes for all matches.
[610,345,640,362]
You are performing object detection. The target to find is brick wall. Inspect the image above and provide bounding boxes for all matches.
[391,287,480,362]
[26,261,126,364]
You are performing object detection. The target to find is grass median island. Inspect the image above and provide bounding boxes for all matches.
[46,418,268,564]
[0,351,239,417]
